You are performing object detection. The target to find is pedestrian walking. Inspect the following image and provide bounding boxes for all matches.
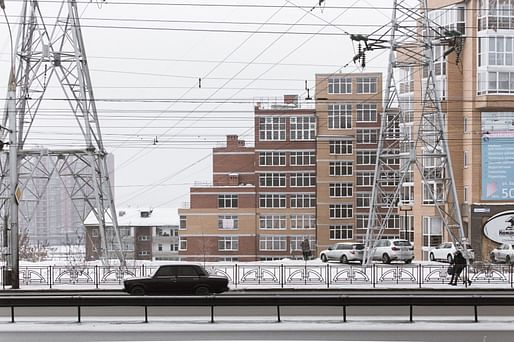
[448,250,472,286]
[301,238,311,261]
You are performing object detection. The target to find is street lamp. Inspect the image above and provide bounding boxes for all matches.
[400,205,413,241]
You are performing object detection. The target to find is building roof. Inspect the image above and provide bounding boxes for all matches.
[84,208,180,227]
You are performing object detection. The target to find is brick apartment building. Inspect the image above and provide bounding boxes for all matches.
[178,95,316,261]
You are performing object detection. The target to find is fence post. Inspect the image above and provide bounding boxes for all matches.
[144,306,148,323]
[49,265,52,289]
[418,264,422,289]
[326,264,330,289]
[281,264,284,289]
[276,305,281,323]
[372,264,376,288]
[10,306,14,323]
[95,265,99,289]
[234,264,238,289]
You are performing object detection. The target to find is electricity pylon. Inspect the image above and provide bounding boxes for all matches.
[1,0,125,288]
[356,0,467,264]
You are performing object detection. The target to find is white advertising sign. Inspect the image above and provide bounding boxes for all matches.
[483,210,514,244]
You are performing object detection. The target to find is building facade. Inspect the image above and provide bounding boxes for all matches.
[85,208,180,261]
[314,73,390,252]
[178,96,317,261]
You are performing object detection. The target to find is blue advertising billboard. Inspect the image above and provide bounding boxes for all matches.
[481,112,514,201]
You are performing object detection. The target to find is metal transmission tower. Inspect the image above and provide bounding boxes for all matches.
[1,0,125,287]
[356,0,466,264]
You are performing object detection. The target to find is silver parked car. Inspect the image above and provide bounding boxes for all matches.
[319,242,365,264]
[490,243,514,264]
[372,239,414,264]
[429,242,475,263]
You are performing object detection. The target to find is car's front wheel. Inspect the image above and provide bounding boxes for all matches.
[404,258,413,264]
[340,255,348,264]
[321,254,328,262]
[447,254,453,264]
[130,285,145,296]
[382,253,391,264]
[506,255,512,264]
[429,253,435,262]
[195,286,211,295]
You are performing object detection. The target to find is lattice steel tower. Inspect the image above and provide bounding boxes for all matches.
[358,0,467,264]
[1,0,124,288]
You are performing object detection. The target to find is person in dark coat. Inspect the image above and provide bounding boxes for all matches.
[301,238,311,261]
[448,250,472,286]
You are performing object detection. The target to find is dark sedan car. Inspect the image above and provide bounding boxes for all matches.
[123,264,229,295]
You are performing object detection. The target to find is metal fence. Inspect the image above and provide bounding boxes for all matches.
[1,262,512,289]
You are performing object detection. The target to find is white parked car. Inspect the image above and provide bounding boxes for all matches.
[429,242,475,263]
[490,243,514,264]
[371,239,414,264]
[319,242,365,264]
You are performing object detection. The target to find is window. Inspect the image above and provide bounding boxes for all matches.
[356,150,377,165]
[328,104,352,129]
[463,116,469,133]
[158,244,163,251]
[179,216,187,230]
[356,77,377,93]
[464,185,469,203]
[356,129,378,144]
[259,173,286,187]
[259,152,286,166]
[179,237,187,251]
[423,216,443,247]
[329,140,352,155]
[138,251,150,256]
[290,194,316,208]
[259,215,287,230]
[328,76,351,94]
[356,192,372,208]
[329,225,353,240]
[170,243,178,252]
[92,229,99,238]
[290,172,316,187]
[423,181,444,204]
[290,214,316,229]
[259,235,287,251]
[290,151,315,165]
[137,235,150,241]
[329,161,353,176]
[356,172,374,186]
[290,116,316,140]
[329,183,353,198]
[356,104,377,122]
[259,117,286,141]
[218,215,239,229]
[218,194,238,208]
[218,236,239,251]
[329,204,353,219]
[356,214,368,229]
[259,194,287,208]
[464,150,469,167]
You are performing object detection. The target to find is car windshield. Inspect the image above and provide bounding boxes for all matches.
[393,240,411,247]
[353,244,365,250]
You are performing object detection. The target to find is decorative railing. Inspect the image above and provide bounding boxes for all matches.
[1,262,512,289]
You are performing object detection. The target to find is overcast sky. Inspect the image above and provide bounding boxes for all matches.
[1,0,393,209]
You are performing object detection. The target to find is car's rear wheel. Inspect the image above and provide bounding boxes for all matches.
[382,253,391,264]
[195,286,211,295]
[130,286,145,296]
[447,254,453,264]
[340,255,348,264]
[321,254,328,262]
[506,255,512,264]
[404,258,412,264]
[429,253,435,262]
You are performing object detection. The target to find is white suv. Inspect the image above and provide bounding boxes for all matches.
[320,242,365,264]
[429,242,475,263]
[372,239,414,264]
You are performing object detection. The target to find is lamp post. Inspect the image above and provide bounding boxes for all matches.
[400,205,413,241]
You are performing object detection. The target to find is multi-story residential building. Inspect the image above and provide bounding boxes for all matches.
[400,0,514,260]
[178,95,316,261]
[314,73,389,253]
[85,208,180,261]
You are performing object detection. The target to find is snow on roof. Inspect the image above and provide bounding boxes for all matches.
[84,207,180,227]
